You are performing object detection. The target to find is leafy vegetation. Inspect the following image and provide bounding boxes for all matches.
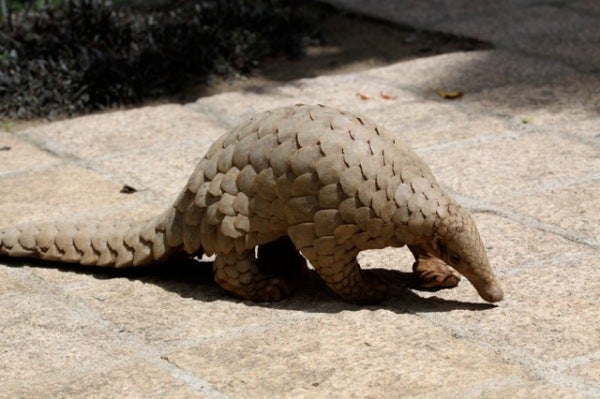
[0,0,312,119]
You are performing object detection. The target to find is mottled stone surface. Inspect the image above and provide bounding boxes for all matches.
[1,0,598,397]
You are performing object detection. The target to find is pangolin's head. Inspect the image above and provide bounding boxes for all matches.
[431,203,504,303]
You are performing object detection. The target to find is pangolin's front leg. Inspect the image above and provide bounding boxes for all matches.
[308,253,388,305]
[288,232,388,304]
[406,245,461,291]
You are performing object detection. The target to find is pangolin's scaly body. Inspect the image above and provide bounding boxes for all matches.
[0,104,503,304]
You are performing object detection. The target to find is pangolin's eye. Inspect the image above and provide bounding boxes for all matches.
[449,253,461,265]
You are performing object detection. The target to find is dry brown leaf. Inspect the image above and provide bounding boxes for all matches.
[437,90,463,99]
[380,92,398,100]
[356,93,371,100]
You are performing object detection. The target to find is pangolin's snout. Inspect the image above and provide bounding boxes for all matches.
[480,284,504,303]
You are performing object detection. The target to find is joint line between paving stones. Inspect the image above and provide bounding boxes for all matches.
[16,130,85,163]
[185,90,297,129]
[0,265,317,398]
[506,121,600,151]
[547,350,600,372]
[408,310,600,398]
[184,102,239,128]
[155,312,324,355]
[0,266,230,398]
[448,190,599,249]
[159,356,232,399]
[1,257,321,397]
[417,124,599,155]
[416,129,524,152]
[477,207,598,249]
[93,137,206,163]
[502,252,588,276]
[506,174,600,201]
[14,130,175,203]
[546,123,600,149]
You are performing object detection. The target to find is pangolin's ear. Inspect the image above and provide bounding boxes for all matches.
[433,235,447,257]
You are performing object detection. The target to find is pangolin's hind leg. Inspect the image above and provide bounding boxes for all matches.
[257,236,307,279]
[213,249,292,302]
[405,245,461,291]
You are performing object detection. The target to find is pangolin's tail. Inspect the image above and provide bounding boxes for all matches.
[0,208,185,267]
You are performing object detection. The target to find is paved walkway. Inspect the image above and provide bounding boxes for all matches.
[1,1,598,397]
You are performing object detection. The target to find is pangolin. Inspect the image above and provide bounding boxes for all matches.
[0,104,503,304]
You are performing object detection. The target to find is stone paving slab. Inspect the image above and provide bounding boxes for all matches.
[422,131,600,202]
[0,131,61,175]
[1,1,599,398]
[18,104,222,159]
[503,181,600,240]
[0,165,146,225]
[165,314,524,398]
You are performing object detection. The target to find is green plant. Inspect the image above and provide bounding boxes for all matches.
[0,0,311,119]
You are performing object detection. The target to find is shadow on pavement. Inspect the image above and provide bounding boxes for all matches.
[1,255,496,314]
